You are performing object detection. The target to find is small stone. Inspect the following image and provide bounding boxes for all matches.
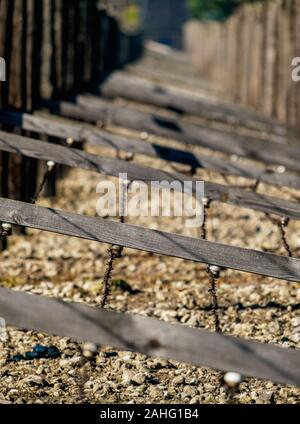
[268,321,280,334]
[290,333,300,343]
[128,264,137,272]
[131,373,146,386]
[182,386,198,399]
[291,317,300,327]
[185,376,198,385]
[260,390,275,403]
[122,371,133,385]
[204,383,215,392]
[189,396,200,404]
[172,375,184,386]
[59,356,82,368]
[0,397,11,404]
[21,375,47,387]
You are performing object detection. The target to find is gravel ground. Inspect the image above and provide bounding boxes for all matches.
[0,91,300,404]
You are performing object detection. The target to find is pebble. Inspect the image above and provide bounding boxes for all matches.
[182,386,198,399]
[290,333,300,343]
[122,371,133,386]
[21,375,48,387]
[291,317,300,327]
[185,377,198,385]
[172,375,185,386]
[59,356,82,368]
[131,373,146,386]
[204,383,215,392]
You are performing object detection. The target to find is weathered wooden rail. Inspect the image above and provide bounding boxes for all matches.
[1,197,300,283]
[1,110,300,190]
[53,97,300,174]
[1,285,299,387]
[99,72,291,138]
[1,131,300,220]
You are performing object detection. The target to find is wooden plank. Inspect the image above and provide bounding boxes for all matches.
[99,72,290,137]
[1,286,300,387]
[125,62,221,98]
[1,130,300,219]
[1,196,300,282]
[1,110,300,190]
[62,97,300,174]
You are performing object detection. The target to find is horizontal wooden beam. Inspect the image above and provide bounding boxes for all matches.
[1,197,300,282]
[67,97,300,174]
[1,111,300,190]
[1,130,300,220]
[1,286,299,387]
[100,72,290,138]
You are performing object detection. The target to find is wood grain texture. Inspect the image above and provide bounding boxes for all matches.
[71,97,300,174]
[1,110,300,190]
[100,72,289,137]
[1,197,300,282]
[1,130,300,220]
[0,286,300,387]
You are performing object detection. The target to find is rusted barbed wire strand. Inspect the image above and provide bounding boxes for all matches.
[220,173,231,185]
[247,177,293,257]
[31,161,56,205]
[251,179,260,192]
[200,198,224,396]
[200,198,221,333]
[265,214,293,257]
[200,197,211,240]
[278,217,292,257]
[207,265,222,333]
[100,245,123,308]
[84,178,129,400]
[99,178,130,308]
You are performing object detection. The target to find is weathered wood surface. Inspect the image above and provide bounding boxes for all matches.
[100,72,289,137]
[125,63,221,98]
[1,197,300,282]
[1,110,300,190]
[1,130,300,219]
[185,2,300,131]
[68,97,300,173]
[1,286,300,386]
